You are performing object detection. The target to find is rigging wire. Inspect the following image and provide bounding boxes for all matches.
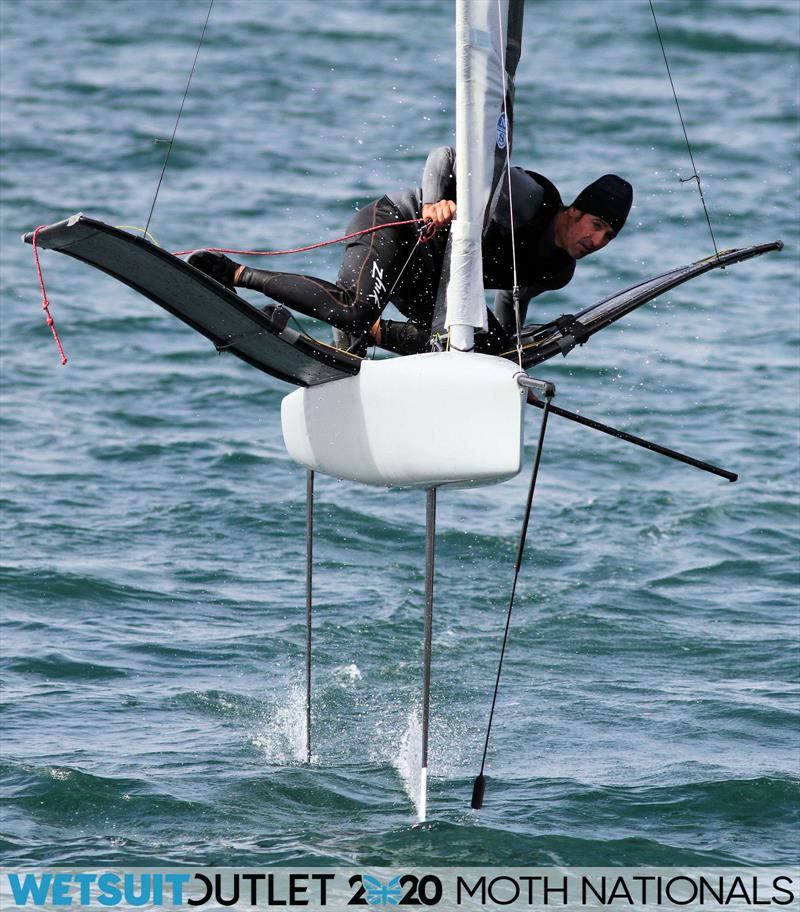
[471,389,553,810]
[649,0,721,262]
[143,0,214,241]
[496,0,523,369]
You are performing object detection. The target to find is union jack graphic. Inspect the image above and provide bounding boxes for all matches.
[362,875,402,906]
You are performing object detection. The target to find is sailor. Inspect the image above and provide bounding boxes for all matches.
[188,146,632,355]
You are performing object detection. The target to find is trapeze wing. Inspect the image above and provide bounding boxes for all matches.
[508,241,783,369]
[23,215,361,387]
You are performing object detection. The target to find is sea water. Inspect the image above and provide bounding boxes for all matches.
[1,0,798,867]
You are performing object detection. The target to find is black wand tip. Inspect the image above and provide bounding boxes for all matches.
[471,773,486,810]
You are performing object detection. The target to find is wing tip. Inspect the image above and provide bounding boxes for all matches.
[22,212,86,246]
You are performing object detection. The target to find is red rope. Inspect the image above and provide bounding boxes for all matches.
[28,216,438,368]
[171,217,432,257]
[31,226,68,366]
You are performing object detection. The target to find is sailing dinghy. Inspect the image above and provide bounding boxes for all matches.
[21,0,782,822]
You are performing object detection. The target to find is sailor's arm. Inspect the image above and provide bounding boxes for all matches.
[422,146,457,228]
[421,149,546,230]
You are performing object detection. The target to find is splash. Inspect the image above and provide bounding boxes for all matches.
[333,663,362,684]
[251,684,308,764]
[394,707,423,817]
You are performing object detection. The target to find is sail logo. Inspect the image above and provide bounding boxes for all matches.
[496,112,507,149]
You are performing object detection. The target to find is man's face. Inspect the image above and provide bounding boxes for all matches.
[556,207,616,259]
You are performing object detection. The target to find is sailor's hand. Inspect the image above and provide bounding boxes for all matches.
[422,200,456,228]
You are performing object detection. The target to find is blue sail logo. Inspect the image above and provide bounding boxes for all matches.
[496,111,507,149]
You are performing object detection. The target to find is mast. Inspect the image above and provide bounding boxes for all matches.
[445,0,524,352]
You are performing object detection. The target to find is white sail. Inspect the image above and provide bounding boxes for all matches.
[445,0,523,351]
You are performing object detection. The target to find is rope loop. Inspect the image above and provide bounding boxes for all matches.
[31,226,68,366]
[418,220,438,244]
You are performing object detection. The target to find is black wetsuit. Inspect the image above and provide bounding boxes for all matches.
[237,146,576,353]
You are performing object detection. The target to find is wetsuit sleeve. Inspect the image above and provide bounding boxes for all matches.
[488,167,545,230]
[422,146,457,204]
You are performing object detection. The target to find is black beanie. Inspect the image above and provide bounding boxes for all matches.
[571,174,633,234]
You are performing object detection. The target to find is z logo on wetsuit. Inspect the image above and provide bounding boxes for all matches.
[369,261,386,309]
